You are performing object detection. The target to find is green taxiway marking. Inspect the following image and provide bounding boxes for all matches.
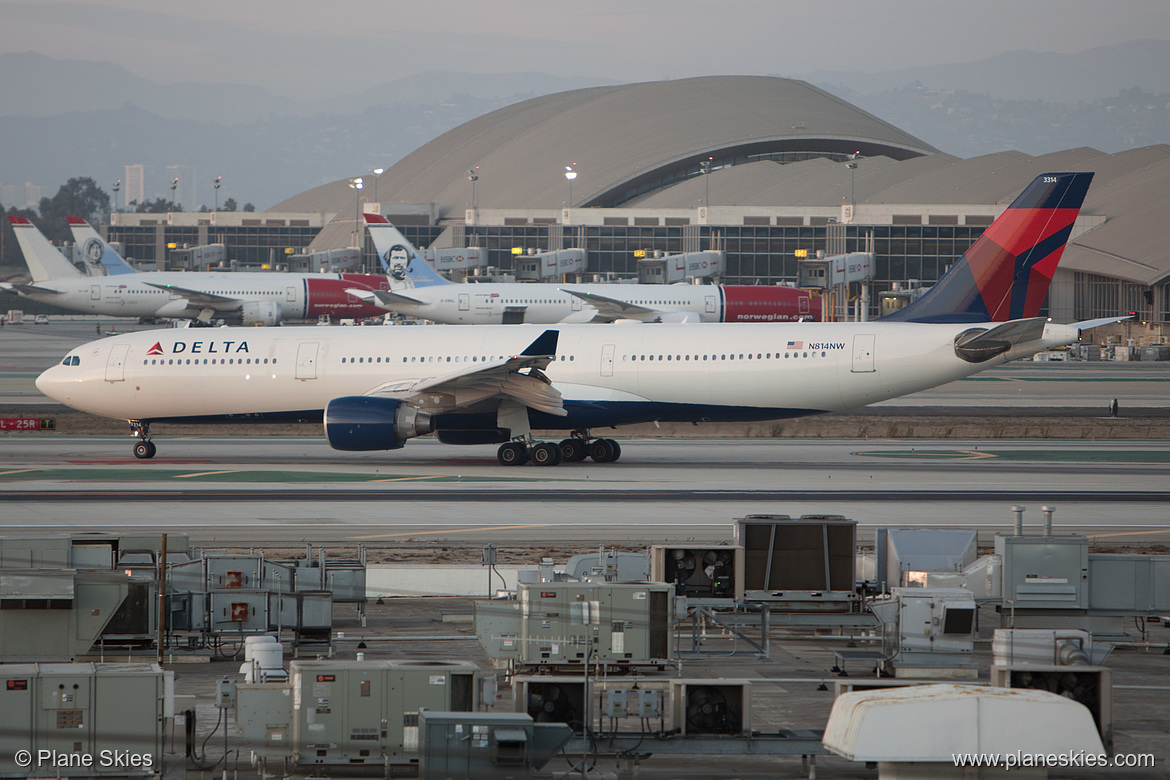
[854,449,1170,463]
[0,468,550,483]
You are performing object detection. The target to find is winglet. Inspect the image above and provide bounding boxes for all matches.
[520,329,559,357]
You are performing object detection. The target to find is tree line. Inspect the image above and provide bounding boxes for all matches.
[0,177,254,272]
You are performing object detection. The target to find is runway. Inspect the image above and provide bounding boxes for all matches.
[2,436,1169,547]
[2,319,1169,548]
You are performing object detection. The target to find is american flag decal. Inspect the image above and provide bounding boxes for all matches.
[787,340,803,350]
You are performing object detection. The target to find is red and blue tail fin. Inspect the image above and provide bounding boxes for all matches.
[881,172,1093,322]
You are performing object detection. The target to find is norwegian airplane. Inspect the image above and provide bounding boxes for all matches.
[346,213,820,324]
[38,173,1112,465]
[1,216,393,325]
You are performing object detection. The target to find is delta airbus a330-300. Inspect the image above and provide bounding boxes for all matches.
[347,213,820,324]
[1,216,392,325]
[38,173,1116,465]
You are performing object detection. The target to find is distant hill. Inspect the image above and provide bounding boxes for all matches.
[1,44,1166,208]
[796,39,1170,103]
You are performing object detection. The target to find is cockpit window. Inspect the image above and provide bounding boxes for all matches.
[61,356,80,366]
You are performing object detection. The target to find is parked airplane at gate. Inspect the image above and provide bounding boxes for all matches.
[38,173,1111,465]
[68,217,137,276]
[2,216,392,325]
[347,214,820,324]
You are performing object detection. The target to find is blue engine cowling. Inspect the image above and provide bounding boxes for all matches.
[324,396,434,451]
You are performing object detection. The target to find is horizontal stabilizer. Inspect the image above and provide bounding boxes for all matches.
[3,282,64,295]
[1072,315,1134,331]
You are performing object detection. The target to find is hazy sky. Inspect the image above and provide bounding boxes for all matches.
[3,0,1168,96]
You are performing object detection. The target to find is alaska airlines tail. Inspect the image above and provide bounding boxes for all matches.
[67,217,137,275]
[881,172,1093,323]
[8,216,83,281]
[363,213,450,289]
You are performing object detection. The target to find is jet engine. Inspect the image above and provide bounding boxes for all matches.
[324,396,434,451]
[239,300,281,326]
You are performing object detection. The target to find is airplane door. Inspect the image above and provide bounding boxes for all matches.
[799,295,810,315]
[705,295,717,314]
[571,296,582,312]
[601,344,615,377]
[90,285,100,301]
[851,334,876,373]
[104,344,129,382]
[295,342,319,380]
[459,293,470,311]
[285,286,296,302]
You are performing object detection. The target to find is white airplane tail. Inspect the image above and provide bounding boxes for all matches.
[362,213,449,289]
[67,217,138,275]
[8,216,83,281]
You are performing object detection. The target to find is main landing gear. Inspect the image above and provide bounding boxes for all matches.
[130,421,157,460]
[495,431,621,467]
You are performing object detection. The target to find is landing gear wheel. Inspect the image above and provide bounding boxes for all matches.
[497,441,528,466]
[559,438,587,462]
[588,438,617,463]
[133,440,157,460]
[530,441,563,467]
[603,438,622,462]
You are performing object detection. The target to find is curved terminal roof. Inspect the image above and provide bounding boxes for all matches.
[272,76,1170,287]
[274,75,940,215]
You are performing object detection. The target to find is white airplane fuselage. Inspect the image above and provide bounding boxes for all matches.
[379,282,813,324]
[38,320,1078,428]
[11,272,392,322]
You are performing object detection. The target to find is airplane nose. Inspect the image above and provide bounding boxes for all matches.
[35,365,64,401]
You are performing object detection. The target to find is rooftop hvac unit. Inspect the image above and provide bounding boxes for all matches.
[991,665,1112,753]
[287,659,479,767]
[734,514,857,606]
[514,581,673,668]
[513,676,586,734]
[650,545,744,601]
[670,679,752,736]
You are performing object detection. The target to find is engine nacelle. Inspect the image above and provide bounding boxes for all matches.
[239,300,281,326]
[324,396,434,451]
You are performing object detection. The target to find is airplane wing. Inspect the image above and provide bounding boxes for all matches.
[142,282,243,310]
[345,288,428,309]
[559,289,658,321]
[1,282,65,295]
[366,330,566,416]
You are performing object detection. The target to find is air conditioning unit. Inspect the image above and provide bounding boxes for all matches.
[991,664,1112,753]
[650,545,744,601]
[513,675,587,734]
[670,679,751,736]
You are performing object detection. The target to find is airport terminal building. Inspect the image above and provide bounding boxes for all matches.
[105,76,1170,322]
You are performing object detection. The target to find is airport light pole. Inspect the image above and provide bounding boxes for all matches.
[112,179,121,213]
[349,177,364,250]
[846,151,860,217]
[169,177,179,210]
[699,157,712,208]
[468,168,479,210]
[369,168,384,205]
[565,165,577,207]
[213,176,222,212]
